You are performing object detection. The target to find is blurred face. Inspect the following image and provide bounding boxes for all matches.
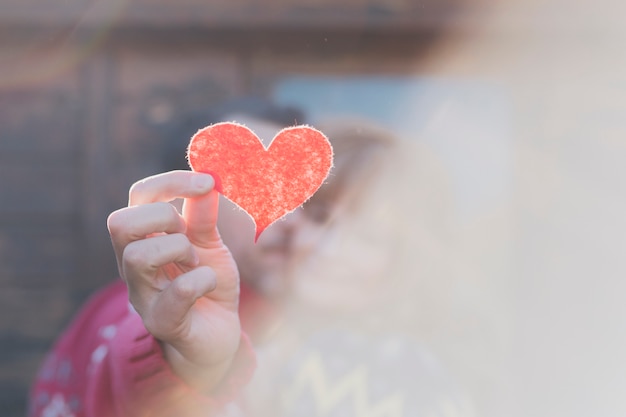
[216,115,336,300]
[289,198,396,313]
[217,199,328,299]
[289,143,399,313]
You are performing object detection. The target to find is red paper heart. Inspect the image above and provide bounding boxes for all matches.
[187,122,333,242]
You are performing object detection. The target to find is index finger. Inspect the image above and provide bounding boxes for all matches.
[129,170,215,206]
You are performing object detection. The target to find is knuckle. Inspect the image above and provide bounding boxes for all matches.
[163,201,181,219]
[106,209,125,235]
[128,179,147,203]
[122,242,149,269]
[170,232,190,248]
[142,315,160,336]
[152,202,183,228]
[171,277,196,301]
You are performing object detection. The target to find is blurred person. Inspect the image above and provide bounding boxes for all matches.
[28,97,405,417]
[26,97,308,417]
[241,118,479,417]
[28,96,481,417]
[157,99,418,349]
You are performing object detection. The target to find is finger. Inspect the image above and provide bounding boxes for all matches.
[129,170,214,206]
[182,189,222,249]
[108,202,186,273]
[148,266,218,339]
[122,233,198,304]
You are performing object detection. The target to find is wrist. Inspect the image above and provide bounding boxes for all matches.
[162,340,238,395]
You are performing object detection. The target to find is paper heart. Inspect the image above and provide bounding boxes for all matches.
[187,122,333,242]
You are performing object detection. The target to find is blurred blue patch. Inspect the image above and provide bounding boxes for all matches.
[273,76,512,223]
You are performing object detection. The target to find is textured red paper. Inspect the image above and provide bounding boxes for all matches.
[187,122,333,242]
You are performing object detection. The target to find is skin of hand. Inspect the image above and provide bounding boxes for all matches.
[107,170,241,394]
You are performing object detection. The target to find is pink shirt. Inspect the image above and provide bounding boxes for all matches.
[28,280,255,417]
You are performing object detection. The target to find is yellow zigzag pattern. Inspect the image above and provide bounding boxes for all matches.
[282,351,405,417]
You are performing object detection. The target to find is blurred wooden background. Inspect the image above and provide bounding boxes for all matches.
[0,0,467,415]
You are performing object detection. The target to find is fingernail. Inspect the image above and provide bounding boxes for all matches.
[192,174,214,191]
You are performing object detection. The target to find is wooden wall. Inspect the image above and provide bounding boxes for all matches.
[0,1,461,414]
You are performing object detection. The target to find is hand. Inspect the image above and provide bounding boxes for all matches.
[107,170,241,393]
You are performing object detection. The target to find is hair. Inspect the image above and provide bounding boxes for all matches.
[311,117,396,210]
[159,96,306,172]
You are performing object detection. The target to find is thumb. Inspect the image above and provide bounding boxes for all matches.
[182,187,222,248]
